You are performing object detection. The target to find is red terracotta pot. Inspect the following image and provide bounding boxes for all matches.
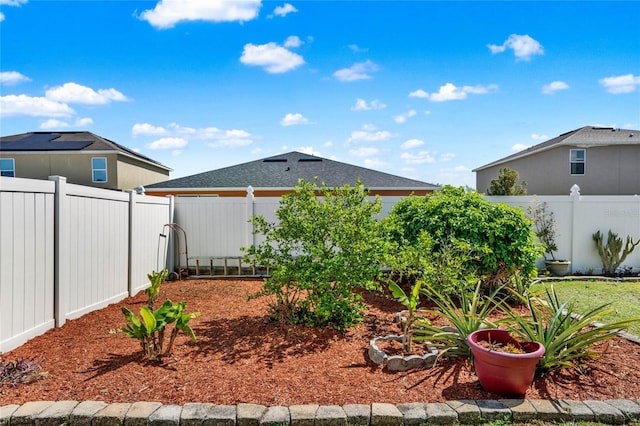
[467,329,545,396]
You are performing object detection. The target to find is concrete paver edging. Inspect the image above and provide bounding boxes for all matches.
[2,399,640,426]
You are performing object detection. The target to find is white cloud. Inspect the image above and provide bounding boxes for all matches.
[284,35,302,48]
[401,139,424,149]
[351,98,386,111]
[401,151,435,164]
[531,133,548,141]
[76,117,94,126]
[140,0,261,29]
[362,123,377,131]
[0,94,75,118]
[0,0,28,5]
[393,109,417,124]
[272,3,297,17]
[0,12,4,22]
[349,147,380,157]
[348,44,368,53]
[296,146,321,156]
[136,122,254,148]
[45,82,129,105]
[240,42,304,73]
[347,125,395,144]
[333,60,380,82]
[364,158,389,169]
[542,81,569,94]
[146,137,188,150]
[439,152,455,162]
[132,123,167,136]
[419,83,497,102]
[39,117,93,129]
[280,112,313,126]
[0,71,30,85]
[511,143,530,152]
[488,34,544,61]
[201,128,254,147]
[408,89,429,98]
[40,119,69,129]
[599,73,640,94]
[193,125,254,146]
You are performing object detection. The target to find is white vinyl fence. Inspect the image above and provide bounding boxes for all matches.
[173,192,405,273]
[486,185,640,274]
[0,176,173,353]
[173,186,640,276]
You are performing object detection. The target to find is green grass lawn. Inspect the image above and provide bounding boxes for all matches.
[529,280,640,337]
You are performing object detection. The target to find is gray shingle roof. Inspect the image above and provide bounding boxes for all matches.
[474,126,640,172]
[146,151,438,190]
[0,131,171,171]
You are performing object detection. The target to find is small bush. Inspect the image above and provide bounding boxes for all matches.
[121,270,200,360]
[243,179,390,332]
[386,186,539,293]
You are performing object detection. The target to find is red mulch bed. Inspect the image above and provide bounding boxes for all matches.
[2,279,640,406]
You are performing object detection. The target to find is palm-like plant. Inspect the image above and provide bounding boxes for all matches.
[498,285,640,372]
[413,282,500,359]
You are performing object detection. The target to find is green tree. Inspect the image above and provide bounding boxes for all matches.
[386,186,539,292]
[487,167,527,195]
[243,179,390,332]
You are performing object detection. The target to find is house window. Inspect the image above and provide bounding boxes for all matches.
[570,149,585,175]
[92,157,107,182]
[0,158,15,177]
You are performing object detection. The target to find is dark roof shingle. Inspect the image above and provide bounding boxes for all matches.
[146,151,438,190]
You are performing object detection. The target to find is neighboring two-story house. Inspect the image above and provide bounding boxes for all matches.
[0,131,171,190]
[474,126,640,195]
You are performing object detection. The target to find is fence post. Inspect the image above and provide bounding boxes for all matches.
[246,186,255,250]
[165,195,175,274]
[127,190,135,296]
[570,184,581,273]
[49,176,69,327]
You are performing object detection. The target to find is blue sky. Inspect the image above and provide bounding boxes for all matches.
[1,1,639,188]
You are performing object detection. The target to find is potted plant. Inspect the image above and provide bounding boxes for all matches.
[529,200,571,276]
[467,328,545,396]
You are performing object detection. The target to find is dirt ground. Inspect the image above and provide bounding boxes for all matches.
[2,279,640,406]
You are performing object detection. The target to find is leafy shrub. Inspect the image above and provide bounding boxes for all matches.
[386,186,539,292]
[384,230,479,296]
[121,300,200,361]
[243,179,390,332]
[121,270,200,360]
[498,285,640,373]
[145,269,168,308]
[0,357,48,387]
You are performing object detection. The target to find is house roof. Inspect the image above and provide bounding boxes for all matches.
[0,131,171,171]
[145,151,439,191]
[474,126,640,172]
